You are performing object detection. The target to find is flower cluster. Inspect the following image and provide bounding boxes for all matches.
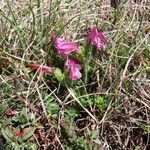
[28,27,108,81]
[53,37,81,80]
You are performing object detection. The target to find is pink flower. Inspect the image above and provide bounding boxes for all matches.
[54,38,78,57]
[87,27,108,49]
[65,58,82,80]
[28,64,54,73]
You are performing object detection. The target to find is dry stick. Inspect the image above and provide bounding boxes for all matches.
[113,125,123,146]
[132,94,150,110]
[0,75,12,87]
[125,88,150,110]
[63,93,71,104]
[2,51,31,63]
[21,35,36,64]
[36,84,48,117]
[128,67,150,79]
[41,78,63,105]
[130,89,150,110]
[68,88,98,123]
[55,135,65,150]
[33,134,40,148]
[64,92,124,105]
[25,67,43,103]
[99,99,113,125]
[140,87,150,100]
[145,107,150,149]
[121,84,150,111]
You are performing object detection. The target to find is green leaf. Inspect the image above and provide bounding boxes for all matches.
[24,142,37,150]
[0,103,7,115]
[95,96,106,111]
[14,143,20,150]
[1,128,14,142]
[17,108,28,124]
[66,108,78,118]
[93,138,101,145]
[139,123,150,133]
[46,102,60,118]
[22,127,35,141]
[1,117,12,128]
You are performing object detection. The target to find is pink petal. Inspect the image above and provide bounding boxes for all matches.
[87,27,108,50]
[98,32,108,43]
[65,58,81,69]
[65,58,82,80]
[70,66,82,80]
[54,38,78,57]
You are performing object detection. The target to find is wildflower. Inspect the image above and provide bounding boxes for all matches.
[28,64,54,73]
[87,27,108,49]
[54,38,78,57]
[15,128,30,138]
[65,58,82,80]
[15,129,22,138]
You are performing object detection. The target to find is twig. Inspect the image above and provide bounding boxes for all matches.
[68,88,99,124]
[36,84,48,117]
